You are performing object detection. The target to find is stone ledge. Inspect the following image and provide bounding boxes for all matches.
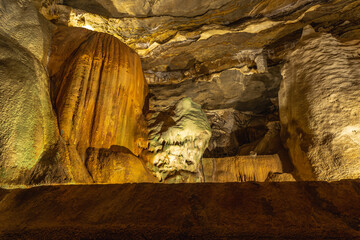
[1,181,360,239]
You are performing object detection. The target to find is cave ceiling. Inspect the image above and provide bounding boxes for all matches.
[32,0,360,115]
[36,0,360,81]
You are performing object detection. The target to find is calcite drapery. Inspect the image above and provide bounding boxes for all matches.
[202,154,284,182]
[50,27,148,159]
[279,26,360,181]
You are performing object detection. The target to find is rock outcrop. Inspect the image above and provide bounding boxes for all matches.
[279,26,360,181]
[266,172,296,182]
[49,26,148,159]
[0,0,52,65]
[144,98,211,181]
[204,109,252,157]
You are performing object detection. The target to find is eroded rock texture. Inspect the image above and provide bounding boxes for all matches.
[145,98,211,181]
[36,0,360,84]
[86,147,157,183]
[149,67,281,113]
[32,0,360,183]
[0,0,52,65]
[202,155,284,182]
[204,109,251,157]
[0,0,91,185]
[279,27,360,181]
[49,26,148,159]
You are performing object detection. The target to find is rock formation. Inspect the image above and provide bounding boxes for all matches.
[266,172,296,182]
[2,1,360,237]
[204,109,252,157]
[149,67,282,113]
[85,147,157,183]
[202,155,284,182]
[145,98,211,181]
[0,0,92,185]
[279,26,360,181]
[1,0,360,186]
[49,26,148,160]
[36,0,359,85]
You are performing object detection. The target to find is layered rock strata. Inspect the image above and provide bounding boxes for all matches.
[149,67,282,113]
[36,0,360,85]
[279,26,360,180]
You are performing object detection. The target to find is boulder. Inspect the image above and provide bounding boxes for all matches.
[266,172,296,182]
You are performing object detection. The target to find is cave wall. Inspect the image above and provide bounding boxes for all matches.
[0,0,92,185]
[279,27,360,181]
[1,0,360,185]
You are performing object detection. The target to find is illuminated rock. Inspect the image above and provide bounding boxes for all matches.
[49,27,148,159]
[204,109,252,157]
[0,0,92,185]
[145,98,211,181]
[85,147,157,183]
[0,0,51,65]
[266,172,296,182]
[279,27,360,180]
[37,0,358,85]
[202,154,283,182]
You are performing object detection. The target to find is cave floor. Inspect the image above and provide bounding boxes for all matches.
[1,181,360,239]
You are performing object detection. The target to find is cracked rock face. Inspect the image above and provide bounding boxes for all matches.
[145,98,211,181]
